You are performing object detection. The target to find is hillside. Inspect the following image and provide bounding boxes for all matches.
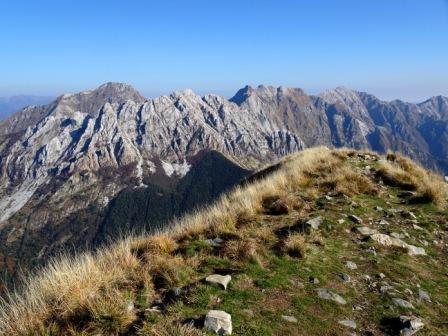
[1,83,448,282]
[1,147,447,335]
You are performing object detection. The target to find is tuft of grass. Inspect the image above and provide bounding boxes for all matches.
[283,234,307,258]
[222,239,262,263]
[137,320,205,336]
[378,152,448,207]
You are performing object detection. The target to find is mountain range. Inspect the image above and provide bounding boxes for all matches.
[0,82,446,281]
[0,95,53,121]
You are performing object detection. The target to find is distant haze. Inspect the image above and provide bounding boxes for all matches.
[0,96,54,120]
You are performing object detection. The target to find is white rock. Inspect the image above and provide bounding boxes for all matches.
[206,274,232,290]
[316,288,347,305]
[346,261,358,270]
[356,226,378,236]
[392,298,414,309]
[282,315,298,323]
[339,320,357,329]
[204,310,232,335]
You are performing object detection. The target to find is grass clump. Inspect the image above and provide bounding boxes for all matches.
[283,234,307,258]
[137,320,205,336]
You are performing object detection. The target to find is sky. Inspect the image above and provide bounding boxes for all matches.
[0,0,447,102]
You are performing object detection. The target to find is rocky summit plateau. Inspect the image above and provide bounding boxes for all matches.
[0,82,447,285]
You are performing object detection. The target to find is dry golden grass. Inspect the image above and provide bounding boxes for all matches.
[378,152,448,207]
[137,320,206,336]
[222,239,262,263]
[283,234,307,258]
[1,147,446,335]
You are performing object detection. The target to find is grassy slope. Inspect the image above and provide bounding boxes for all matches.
[0,147,447,335]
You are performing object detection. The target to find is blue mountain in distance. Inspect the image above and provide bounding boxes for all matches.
[0,95,53,120]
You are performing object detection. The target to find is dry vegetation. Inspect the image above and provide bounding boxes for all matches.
[0,147,447,335]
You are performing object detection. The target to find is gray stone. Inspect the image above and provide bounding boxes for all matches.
[316,288,347,305]
[345,261,358,270]
[392,298,415,309]
[338,319,357,329]
[418,289,431,302]
[366,247,377,255]
[377,219,390,225]
[406,245,426,256]
[204,310,232,335]
[206,274,232,290]
[348,214,363,224]
[374,206,384,211]
[309,276,320,284]
[337,219,345,224]
[305,216,323,230]
[205,238,224,247]
[282,315,298,323]
[337,272,351,282]
[355,226,377,236]
[444,176,448,183]
[403,211,417,220]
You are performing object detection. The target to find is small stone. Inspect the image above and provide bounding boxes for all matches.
[204,310,232,335]
[444,176,448,183]
[309,276,320,284]
[348,214,363,224]
[404,288,413,296]
[366,247,377,255]
[380,285,394,293]
[378,273,386,279]
[362,274,372,281]
[206,274,232,290]
[406,245,426,256]
[356,226,377,236]
[345,261,358,270]
[126,301,134,311]
[337,272,351,282]
[282,315,298,323]
[418,289,431,302]
[304,216,323,230]
[316,288,347,305]
[337,219,345,224]
[399,191,417,198]
[402,211,417,220]
[325,195,333,201]
[205,238,224,247]
[338,320,357,329]
[374,206,384,211]
[377,219,390,225]
[392,298,415,309]
[412,224,423,231]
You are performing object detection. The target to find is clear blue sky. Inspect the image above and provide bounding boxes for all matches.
[0,0,447,101]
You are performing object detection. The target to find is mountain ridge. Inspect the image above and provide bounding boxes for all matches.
[0,82,447,282]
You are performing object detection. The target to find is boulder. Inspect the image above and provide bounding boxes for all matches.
[206,274,232,290]
[370,233,426,256]
[399,316,424,335]
[316,288,347,305]
[204,310,232,335]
